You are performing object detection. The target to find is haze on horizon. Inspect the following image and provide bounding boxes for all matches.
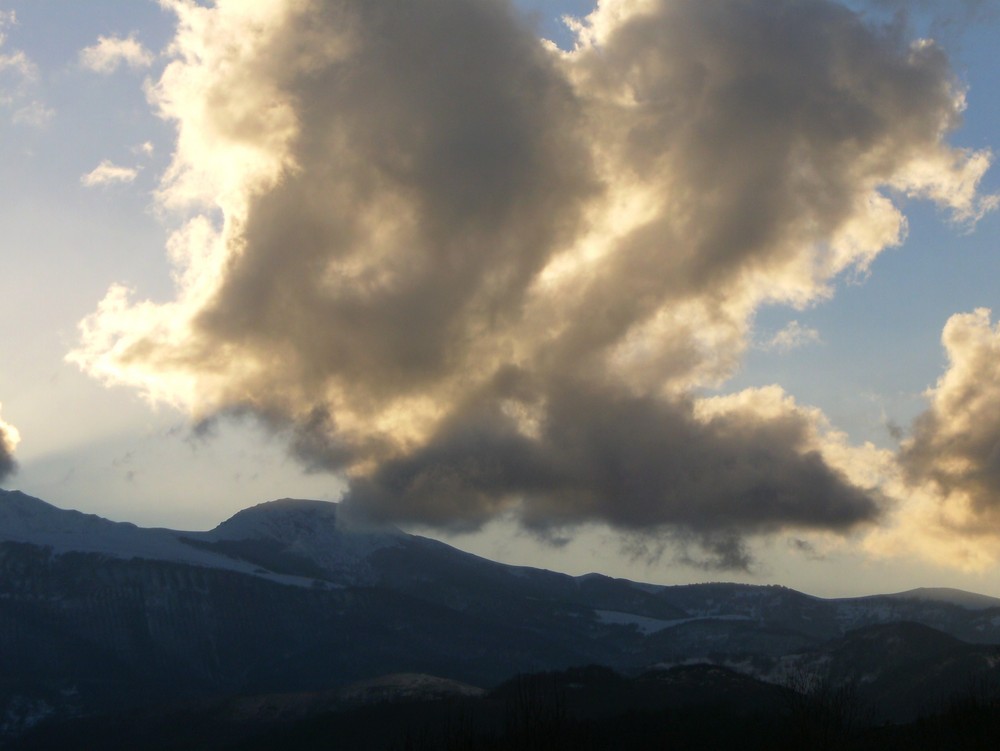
[2,0,1000,598]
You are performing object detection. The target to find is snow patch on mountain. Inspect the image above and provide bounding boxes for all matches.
[595,610,755,635]
[187,498,405,584]
[595,610,679,634]
[0,491,353,587]
[0,490,258,572]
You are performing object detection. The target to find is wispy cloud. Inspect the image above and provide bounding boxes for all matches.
[0,46,36,80]
[79,33,154,74]
[759,321,822,352]
[81,160,139,187]
[0,10,36,82]
[11,100,53,127]
[1,10,51,127]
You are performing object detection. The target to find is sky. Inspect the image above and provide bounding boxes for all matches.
[2,0,1000,597]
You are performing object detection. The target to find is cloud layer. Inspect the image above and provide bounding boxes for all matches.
[70,0,994,566]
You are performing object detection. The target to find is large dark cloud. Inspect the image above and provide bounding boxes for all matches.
[71,0,993,566]
[194,0,594,407]
[350,375,878,544]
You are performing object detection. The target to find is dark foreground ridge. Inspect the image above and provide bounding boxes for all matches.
[2,490,1000,748]
[10,663,1000,750]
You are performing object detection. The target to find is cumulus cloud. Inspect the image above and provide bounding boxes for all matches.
[79,33,154,73]
[900,309,1000,530]
[0,403,19,485]
[70,0,994,566]
[851,307,1000,572]
[81,160,139,187]
[353,383,877,551]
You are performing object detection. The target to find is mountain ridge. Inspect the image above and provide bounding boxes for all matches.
[3,488,1000,739]
[4,489,998,609]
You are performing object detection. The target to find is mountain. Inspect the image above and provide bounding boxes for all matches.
[884,587,1000,610]
[0,491,344,586]
[181,498,408,585]
[0,490,684,736]
[800,621,1000,722]
[6,664,798,751]
[15,658,1000,750]
[2,489,1000,741]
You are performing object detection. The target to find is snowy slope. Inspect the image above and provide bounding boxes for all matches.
[4,488,1000,647]
[190,498,405,583]
[0,490,336,585]
[0,490,240,567]
[0,490,412,587]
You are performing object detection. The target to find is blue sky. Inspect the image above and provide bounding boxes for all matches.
[2,0,1000,596]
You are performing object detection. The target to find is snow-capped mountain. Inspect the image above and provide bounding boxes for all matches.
[3,488,1000,739]
[183,497,409,585]
[201,498,404,558]
[0,489,224,564]
[4,489,1000,647]
[4,489,1000,646]
[0,491,402,587]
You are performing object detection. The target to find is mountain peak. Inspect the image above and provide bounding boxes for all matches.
[887,587,1000,610]
[212,499,338,537]
[0,488,136,544]
[197,498,404,583]
[0,489,269,575]
[0,488,68,516]
[210,498,401,541]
